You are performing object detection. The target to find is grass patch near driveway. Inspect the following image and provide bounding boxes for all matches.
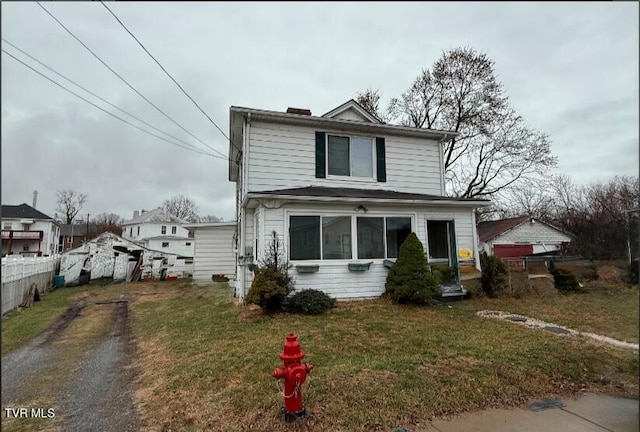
[129,281,639,432]
[460,285,639,343]
[1,286,89,355]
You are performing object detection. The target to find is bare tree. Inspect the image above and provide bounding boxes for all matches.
[56,189,88,224]
[356,88,386,122]
[362,47,556,199]
[199,214,223,223]
[89,212,124,237]
[92,212,124,226]
[162,195,200,222]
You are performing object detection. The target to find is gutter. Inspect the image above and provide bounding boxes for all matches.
[243,192,491,208]
[229,106,459,141]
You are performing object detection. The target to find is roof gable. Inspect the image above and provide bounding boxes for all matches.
[1,203,53,220]
[477,216,530,243]
[321,99,382,124]
[477,215,571,243]
[123,208,186,225]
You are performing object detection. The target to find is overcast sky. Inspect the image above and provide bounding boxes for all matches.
[2,2,638,223]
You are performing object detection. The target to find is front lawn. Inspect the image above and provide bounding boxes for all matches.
[129,281,639,432]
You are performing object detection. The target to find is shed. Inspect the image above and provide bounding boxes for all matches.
[184,222,236,281]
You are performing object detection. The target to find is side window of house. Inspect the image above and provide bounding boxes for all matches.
[327,135,374,178]
[162,242,169,248]
[172,226,177,234]
[161,225,167,235]
[3,222,11,230]
[185,242,191,246]
[137,226,140,236]
[129,227,132,237]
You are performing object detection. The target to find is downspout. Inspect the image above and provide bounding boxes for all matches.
[239,113,251,300]
[438,133,448,196]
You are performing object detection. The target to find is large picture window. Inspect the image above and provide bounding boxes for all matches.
[322,217,352,259]
[386,217,412,258]
[289,216,320,260]
[357,217,384,259]
[327,135,374,178]
[290,215,413,261]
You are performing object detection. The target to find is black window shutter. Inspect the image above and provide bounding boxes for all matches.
[376,137,386,182]
[315,131,326,178]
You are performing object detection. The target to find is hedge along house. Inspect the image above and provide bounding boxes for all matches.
[229,100,490,300]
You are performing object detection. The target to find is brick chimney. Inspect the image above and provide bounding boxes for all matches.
[286,107,312,116]
[133,210,140,219]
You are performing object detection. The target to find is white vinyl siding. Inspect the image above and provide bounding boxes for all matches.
[192,225,236,280]
[246,121,443,195]
[235,203,476,299]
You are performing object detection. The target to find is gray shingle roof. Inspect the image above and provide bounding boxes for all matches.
[123,208,186,225]
[1,203,53,220]
[253,186,489,202]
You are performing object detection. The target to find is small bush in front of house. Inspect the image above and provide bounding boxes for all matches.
[480,252,508,298]
[285,289,336,315]
[385,233,441,305]
[246,231,294,313]
[551,268,582,292]
[431,264,458,284]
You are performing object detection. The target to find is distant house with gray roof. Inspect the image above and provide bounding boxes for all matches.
[122,208,194,258]
[1,203,60,256]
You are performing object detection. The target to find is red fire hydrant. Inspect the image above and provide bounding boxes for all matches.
[272,333,314,421]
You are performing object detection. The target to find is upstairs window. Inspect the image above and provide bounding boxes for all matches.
[327,135,374,178]
[171,226,177,234]
[161,225,167,235]
[137,226,140,236]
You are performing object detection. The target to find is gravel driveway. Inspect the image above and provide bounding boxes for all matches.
[1,298,140,431]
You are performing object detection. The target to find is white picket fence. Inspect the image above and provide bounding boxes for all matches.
[1,255,61,316]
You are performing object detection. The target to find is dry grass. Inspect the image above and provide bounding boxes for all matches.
[127,280,639,432]
[461,285,639,343]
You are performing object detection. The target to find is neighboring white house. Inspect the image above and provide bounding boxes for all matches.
[1,203,61,257]
[183,222,236,281]
[477,215,572,258]
[122,208,194,258]
[228,99,490,300]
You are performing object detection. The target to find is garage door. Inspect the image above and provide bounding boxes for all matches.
[494,244,533,258]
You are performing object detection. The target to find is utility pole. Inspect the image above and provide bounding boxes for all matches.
[85,213,90,242]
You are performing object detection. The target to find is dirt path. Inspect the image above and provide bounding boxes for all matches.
[1,297,140,431]
[1,299,88,404]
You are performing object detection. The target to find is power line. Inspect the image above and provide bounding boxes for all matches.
[2,38,212,156]
[2,49,224,159]
[99,1,241,154]
[36,1,227,158]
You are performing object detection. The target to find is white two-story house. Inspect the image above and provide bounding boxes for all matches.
[122,208,194,258]
[229,100,490,300]
[1,203,61,257]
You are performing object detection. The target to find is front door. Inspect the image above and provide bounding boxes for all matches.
[426,219,459,283]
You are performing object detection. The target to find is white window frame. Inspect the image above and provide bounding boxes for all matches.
[171,226,177,234]
[326,134,376,182]
[3,222,12,230]
[161,225,167,235]
[286,210,415,264]
[161,241,169,248]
